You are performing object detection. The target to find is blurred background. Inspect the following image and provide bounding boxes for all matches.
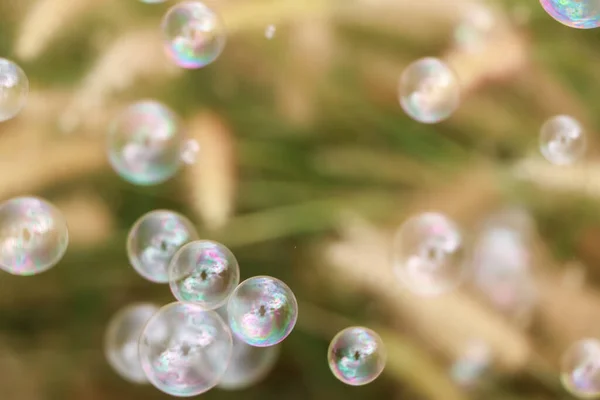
[0,0,599,398]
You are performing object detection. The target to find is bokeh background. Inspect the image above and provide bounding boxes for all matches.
[0,0,598,398]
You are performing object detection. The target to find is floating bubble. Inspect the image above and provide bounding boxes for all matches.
[227,276,298,347]
[450,339,491,388]
[265,25,276,39]
[127,210,198,283]
[180,138,200,165]
[138,302,233,397]
[0,58,28,123]
[540,115,586,166]
[104,302,159,384]
[108,100,184,186]
[453,4,497,53]
[328,326,386,386]
[215,307,280,390]
[392,212,466,296]
[399,57,460,124]
[168,240,240,310]
[161,1,227,69]
[0,197,68,276]
[539,0,600,29]
[561,338,600,398]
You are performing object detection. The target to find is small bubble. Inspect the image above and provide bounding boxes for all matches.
[0,197,69,276]
[127,210,198,283]
[327,326,386,386]
[399,57,460,124]
[180,138,200,165]
[561,339,600,398]
[161,1,227,69]
[539,115,586,166]
[227,276,298,347]
[265,25,276,39]
[392,212,466,296]
[168,240,240,310]
[0,58,28,122]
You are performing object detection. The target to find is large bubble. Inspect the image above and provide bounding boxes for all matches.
[539,0,600,29]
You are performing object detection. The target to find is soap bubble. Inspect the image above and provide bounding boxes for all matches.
[127,210,198,283]
[539,0,600,29]
[561,339,600,398]
[104,302,159,384]
[453,4,498,53]
[450,339,491,388]
[161,1,227,69]
[108,100,184,186]
[215,307,280,390]
[265,25,276,39]
[0,58,28,122]
[392,212,466,296]
[168,240,240,310]
[540,115,586,166]
[138,302,233,397]
[227,276,298,347]
[180,138,200,165]
[328,326,386,386]
[0,197,68,276]
[399,57,460,124]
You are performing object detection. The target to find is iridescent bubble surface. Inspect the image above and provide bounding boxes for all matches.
[168,240,240,310]
[108,100,184,186]
[0,197,68,276]
[180,138,200,165]
[392,212,466,296]
[265,25,276,39]
[104,302,159,384]
[127,210,198,283]
[327,326,386,386]
[540,115,586,165]
[0,58,28,122]
[561,339,600,398]
[399,57,460,124]
[450,340,491,388]
[215,307,280,390]
[539,0,600,29]
[227,276,298,347]
[453,4,497,53]
[161,1,227,69]
[138,302,233,397]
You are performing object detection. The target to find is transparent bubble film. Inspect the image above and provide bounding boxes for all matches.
[169,240,240,310]
[450,339,491,388]
[161,1,227,69]
[138,302,233,397]
[0,197,69,276]
[216,307,280,390]
[104,303,160,384]
[328,326,386,386]
[392,212,466,296]
[108,100,184,186]
[399,57,460,124]
[127,210,199,283]
[227,276,298,347]
[539,0,600,29]
[561,339,600,398]
[539,115,586,165]
[0,58,28,122]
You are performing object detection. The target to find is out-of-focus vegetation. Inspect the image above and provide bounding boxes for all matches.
[0,0,599,399]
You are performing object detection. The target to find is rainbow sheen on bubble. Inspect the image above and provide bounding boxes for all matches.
[0,197,68,276]
[104,303,159,384]
[127,210,198,283]
[108,100,184,186]
[161,1,227,69]
[561,339,600,398]
[539,0,600,29]
[399,57,460,124]
[392,212,466,296]
[327,326,386,386]
[0,58,28,122]
[138,302,233,397]
[216,307,280,390]
[168,240,240,310]
[227,276,298,347]
[539,115,586,166]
